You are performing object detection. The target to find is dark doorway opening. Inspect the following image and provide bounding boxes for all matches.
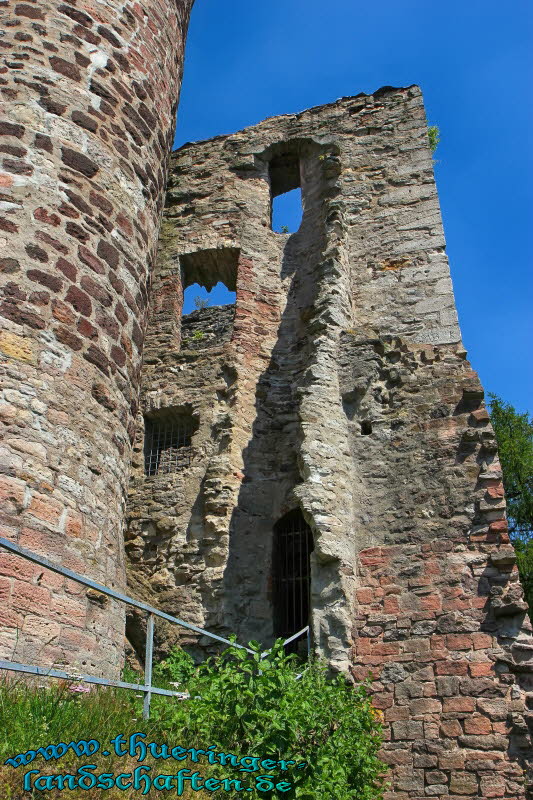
[272,509,314,650]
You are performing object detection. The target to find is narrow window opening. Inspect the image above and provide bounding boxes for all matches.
[144,409,198,476]
[272,187,303,234]
[361,421,372,435]
[272,509,314,649]
[269,150,302,234]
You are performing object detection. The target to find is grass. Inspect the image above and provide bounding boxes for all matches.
[0,675,204,799]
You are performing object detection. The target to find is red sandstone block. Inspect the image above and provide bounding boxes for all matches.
[469,662,493,677]
[442,597,470,611]
[438,751,465,769]
[402,638,430,654]
[463,714,492,735]
[446,633,473,650]
[22,614,61,640]
[0,575,11,603]
[479,776,506,798]
[64,576,85,596]
[463,749,504,763]
[355,638,372,654]
[492,722,509,734]
[422,560,442,576]
[18,528,63,559]
[440,719,463,737]
[0,474,26,508]
[471,408,490,423]
[485,485,504,499]
[372,692,394,709]
[471,632,492,650]
[379,748,412,766]
[372,642,400,656]
[28,492,64,527]
[359,551,386,567]
[443,697,475,712]
[385,705,410,722]
[50,595,86,627]
[449,771,479,795]
[0,553,36,582]
[11,581,51,612]
[65,511,83,538]
[435,660,468,676]
[351,665,378,681]
[383,595,399,613]
[419,594,442,611]
[488,519,508,533]
[0,607,23,628]
[409,697,442,716]
[34,207,61,227]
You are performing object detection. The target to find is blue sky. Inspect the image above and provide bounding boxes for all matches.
[175,0,532,414]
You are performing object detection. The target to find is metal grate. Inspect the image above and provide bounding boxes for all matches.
[144,413,194,476]
[272,509,314,648]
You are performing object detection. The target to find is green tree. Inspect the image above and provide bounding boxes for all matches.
[488,393,533,616]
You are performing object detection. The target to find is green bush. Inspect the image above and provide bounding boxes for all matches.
[156,639,386,799]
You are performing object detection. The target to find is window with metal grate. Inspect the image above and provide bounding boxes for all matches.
[272,509,314,645]
[143,411,196,476]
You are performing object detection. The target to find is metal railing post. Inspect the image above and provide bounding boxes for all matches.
[143,613,154,720]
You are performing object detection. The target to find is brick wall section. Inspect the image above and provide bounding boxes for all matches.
[0,0,194,677]
[341,335,533,798]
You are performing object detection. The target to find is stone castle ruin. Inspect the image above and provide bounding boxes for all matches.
[0,1,531,798]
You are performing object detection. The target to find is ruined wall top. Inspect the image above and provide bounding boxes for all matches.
[160,84,461,347]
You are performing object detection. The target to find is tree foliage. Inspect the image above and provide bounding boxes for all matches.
[488,393,533,616]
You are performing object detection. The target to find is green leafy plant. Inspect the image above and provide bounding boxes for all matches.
[488,394,533,617]
[159,639,386,799]
[427,125,440,153]
[153,647,196,687]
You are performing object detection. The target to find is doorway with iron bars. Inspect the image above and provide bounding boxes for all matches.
[272,509,314,653]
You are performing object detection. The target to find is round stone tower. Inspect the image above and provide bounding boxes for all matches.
[0,0,195,677]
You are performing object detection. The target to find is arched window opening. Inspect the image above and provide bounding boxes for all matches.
[272,509,314,647]
[144,408,198,476]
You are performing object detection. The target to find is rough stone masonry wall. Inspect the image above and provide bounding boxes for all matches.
[126,86,532,798]
[0,0,194,678]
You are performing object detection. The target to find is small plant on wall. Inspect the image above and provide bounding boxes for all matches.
[427,125,440,153]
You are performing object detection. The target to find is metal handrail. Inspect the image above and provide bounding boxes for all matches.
[0,537,310,717]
